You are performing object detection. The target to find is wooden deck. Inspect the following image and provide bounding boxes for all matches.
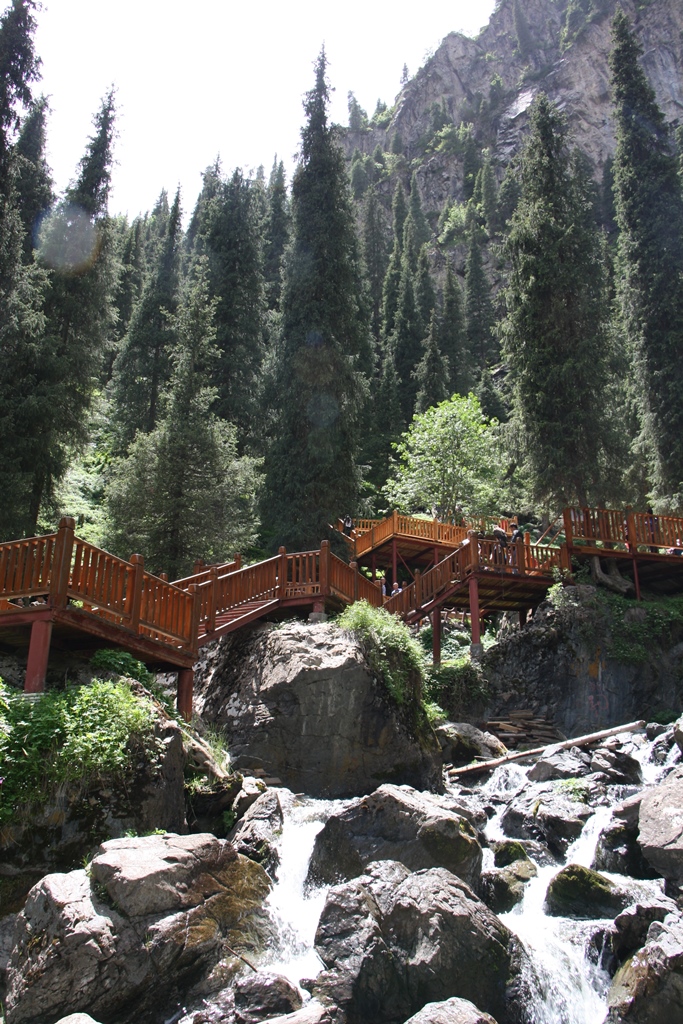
[4,505,683,719]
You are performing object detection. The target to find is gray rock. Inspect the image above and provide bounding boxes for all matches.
[606,912,683,1022]
[527,749,591,783]
[254,1003,337,1024]
[593,821,659,880]
[674,716,683,754]
[54,1016,104,1024]
[544,864,631,919]
[499,780,594,857]
[193,622,442,798]
[435,722,507,766]
[480,860,537,915]
[234,972,303,1024]
[403,997,498,1023]
[589,747,642,785]
[312,865,518,1024]
[307,784,482,889]
[638,766,683,885]
[228,789,283,875]
[613,793,643,828]
[5,834,272,1024]
[611,898,681,961]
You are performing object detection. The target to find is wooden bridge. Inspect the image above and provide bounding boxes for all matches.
[2,506,683,719]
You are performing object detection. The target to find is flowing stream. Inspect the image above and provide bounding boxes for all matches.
[223,733,679,1023]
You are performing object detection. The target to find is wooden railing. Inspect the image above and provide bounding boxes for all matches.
[0,533,56,599]
[564,506,683,555]
[341,510,516,559]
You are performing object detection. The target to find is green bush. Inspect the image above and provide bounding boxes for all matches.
[337,601,424,705]
[0,679,156,826]
[423,655,489,720]
[90,648,155,687]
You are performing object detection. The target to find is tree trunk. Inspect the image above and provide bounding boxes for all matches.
[590,555,633,595]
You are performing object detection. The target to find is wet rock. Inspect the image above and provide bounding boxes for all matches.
[228,789,284,875]
[403,997,499,1023]
[606,913,683,1022]
[611,898,681,962]
[5,834,273,1024]
[492,841,529,868]
[312,865,518,1024]
[232,776,269,820]
[593,821,659,880]
[307,784,482,889]
[54,1016,104,1024]
[544,864,631,919]
[440,791,489,832]
[527,748,591,783]
[256,1003,340,1024]
[589,747,642,785]
[499,781,594,857]
[234,972,303,1024]
[435,722,507,766]
[193,622,442,798]
[480,859,536,915]
[613,793,643,828]
[646,723,670,741]
[674,716,683,754]
[638,766,683,886]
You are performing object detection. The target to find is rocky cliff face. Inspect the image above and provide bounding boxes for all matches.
[347,0,683,212]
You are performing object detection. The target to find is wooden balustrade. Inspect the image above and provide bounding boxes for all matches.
[0,533,56,598]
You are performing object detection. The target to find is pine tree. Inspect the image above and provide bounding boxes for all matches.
[414,243,435,333]
[415,310,448,414]
[381,181,407,341]
[361,185,389,343]
[407,172,430,249]
[476,367,507,423]
[110,189,181,449]
[189,167,265,441]
[465,227,495,370]
[439,264,469,395]
[14,95,52,259]
[262,51,371,549]
[111,216,145,353]
[263,157,289,310]
[471,149,499,235]
[609,10,683,501]
[391,259,423,422]
[368,347,404,488]
[499,94,613,507]
[105,261,261,578]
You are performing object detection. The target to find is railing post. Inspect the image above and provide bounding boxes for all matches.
[207,566,218,633]
[278,546,287,599]
[49,516,75,609]
[129,554,144,632]
[319,540,330,597]
[415,569,422,610]
[467,530,479,570]
[193,558,204,576]
[432,608,441,666]
[177,668,194,722]
[626,510,637,555]
[350,560,359,602]
[234,553,242,571]
[25,618,52,692]
[188,583,200,654]
[563,509,574,553]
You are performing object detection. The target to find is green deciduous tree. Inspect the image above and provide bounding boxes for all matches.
[610,10,683,503]
[384,393,502,518]
[262,50,371,549]
[105,261,261,579]
[499,94,614,507]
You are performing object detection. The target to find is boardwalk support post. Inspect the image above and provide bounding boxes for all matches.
[320,540,330,597]
[128,554,145,632]
[278,546,287,599]
[50,516,75,609]
[469,574,481,653]
[25,618,52,693]
[177,668,194,722]
[350,560,359,602]
[207,566,218,633]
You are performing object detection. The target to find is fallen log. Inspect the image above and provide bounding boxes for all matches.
[448,720,646,777]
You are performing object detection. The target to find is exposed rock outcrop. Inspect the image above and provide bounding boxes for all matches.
[404,999,498,1024]
[606,913,683,1022]
[5,833,272,1024]
[637,766,683,888]
[193,622,442,798]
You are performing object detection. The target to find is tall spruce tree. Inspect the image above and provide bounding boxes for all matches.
[610,10,683,502]
[499,94,613,506]
[381,181,407,341]
[263,158,289,310]
[110,189,181,449]
[465,227,495,370]
[14,95,52,258]
[414,243,436,333]
[440,265,469,395]
[105,261,261,578]
[391,259,423,423]
[361,185,389,343]
[262,50,371,549]
[415,310,448,414]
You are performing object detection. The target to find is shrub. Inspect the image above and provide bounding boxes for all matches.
[337,601,424,705]
[90,648,155,687]
[423,655,490,720]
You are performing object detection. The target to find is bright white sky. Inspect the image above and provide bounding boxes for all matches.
[31,1,496,221]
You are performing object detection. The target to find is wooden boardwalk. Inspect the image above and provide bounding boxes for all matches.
[3,506,683,718]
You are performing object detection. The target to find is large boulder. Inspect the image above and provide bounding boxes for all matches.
[404,999,498,1023]
[593,820,658,880]
[435,722,507,766]
[544,864,631,919]
[192,622,442,798]
[480,860,537,915]
[234,972,303,1024]
[527,747,591,783]
[5,833,272,1024]
[606,913,683,1023]
[312,862,522,1024]
[638,766,683,886]
[307,784,482,889]
[499,780,595,856]
[227,789,284,876]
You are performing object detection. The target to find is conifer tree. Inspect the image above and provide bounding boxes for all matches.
[439,264,469,395]
[471,150,499,235]
[111,189,181,449]
[415,310,448,414]
[14,95,52,258]
[262,51,371,549]
[609,10,683,501]
[111,216,145,353]
[465,227,495,370]
[105,261,261,578]
[263,157,289,310]
[407,171,430,249]
[361,185,389,343]
[381,181,407,341]
[499,94,613,507]
[391,259,423,422]
[414,243,435,334]
[368,348,404,488]
[476,367,507,423]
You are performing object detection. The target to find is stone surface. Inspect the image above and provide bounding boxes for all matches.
[435,721,507,766]
[606,913,683,1023]
[593,821,658,880]
[54,1016,104,1024]
[544,864,631,919]
[5,834,272,1024]
[527,749,591,783]
[307,784,482,889]
[234,972,303,1024]
[403,998,498,1024]
[193,622,442,798]
[589,747,643,785]
[228,789,284,875]
[312,864,519,1024]
[499,780,594,857]
[638,766,683,885]
[481,860,537,915]
[674,716,683,754]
